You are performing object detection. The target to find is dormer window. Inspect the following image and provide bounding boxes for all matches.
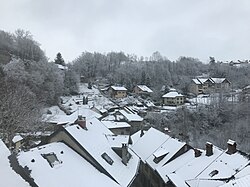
[153,148,169,164]
[42,153,61,168]
[153,153,168,163]
[101,152,114,165]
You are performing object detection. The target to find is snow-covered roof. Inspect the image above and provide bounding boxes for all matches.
[130,130,147,145]
[102,121,131,129]
[157,144,249,185]
[198,78,211,84]
[131,128,186,171]
[111,86,127,91]
[17,142,120,187]
[12,135,23,143]
[44,107,102,125]
[168,173,190,187]
[243,85,250,90]
[192,78,229,85]
[210,78,228,84]
[227,139,236,145]
[146,137,186,170]
[137,85,153,93]
[64,117,140,186]
[0,139,29,187]
[192,79,202,84]
[119,110,143,122]
[106,135,130,148]
[186,178,224,187]
[197,150,249,180]
[162,91,184,98]
[219,175,250,187]
[57,64,68,70]
[131,128,169,162]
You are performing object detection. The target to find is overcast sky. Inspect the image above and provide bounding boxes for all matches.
[1,0,250,63]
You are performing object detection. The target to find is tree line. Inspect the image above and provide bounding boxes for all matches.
[71,51,250,97]
[0,29,79,145]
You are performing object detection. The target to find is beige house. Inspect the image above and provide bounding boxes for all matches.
[109,86,127,98]
[190,77,230,95]
[162,90,185,106]
[133,85,153,96]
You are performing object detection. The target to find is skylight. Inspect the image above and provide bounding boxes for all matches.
[42,153,61,168]
[209,170,219,177]
[101,152,114,165]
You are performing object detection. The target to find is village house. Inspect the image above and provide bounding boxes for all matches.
[162,89,185,106]
[210,78,231,92]
[189,77,230,95]
[109,86,127,99]
[102,121,131,135]
[118,107,144,134]
[133,85,153,97]
[241,85,250,102]
[17,117,140,187]
[131,128,191,187]
[16,141,121,187]
[131,127,250,187]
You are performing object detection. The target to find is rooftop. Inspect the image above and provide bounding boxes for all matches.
[64,117,140,186]
[0,139,29,187]
[119,110,143,122]
[162,91,184,98]
[102,121,131,129]
[17,142,120,187]
[111,86,127,91]
[137,85,153,93]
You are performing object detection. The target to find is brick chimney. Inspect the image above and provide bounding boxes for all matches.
[122,143,129,165]
[194,148,202,157]
[227,139,237,155]
[206,142,213,156]
[140,129,144,137]
[76,115,87,129]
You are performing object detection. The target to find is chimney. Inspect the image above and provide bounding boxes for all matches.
[194,148,202,157]
[76,115,87,129]
[122,143,129,165]
[206,142,213,156]
[227,139,237,155]
[140,129,144,137]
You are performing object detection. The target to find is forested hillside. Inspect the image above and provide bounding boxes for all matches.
[70,51,250,152]
[1,29,250,152]
[71,51,250,98]
[0,29,78,144]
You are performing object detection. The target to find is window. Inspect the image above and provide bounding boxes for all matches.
[42,153,61,168]
[101,153,114,165]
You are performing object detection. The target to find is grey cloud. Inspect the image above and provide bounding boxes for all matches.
[0,0,250,62]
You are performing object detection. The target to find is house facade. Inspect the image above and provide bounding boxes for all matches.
[162,90,185,106]
[109,86,127,99]
[190,78,230,95]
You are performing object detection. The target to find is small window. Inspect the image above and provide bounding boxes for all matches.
[101,153,114,165]
[42,153,61,168]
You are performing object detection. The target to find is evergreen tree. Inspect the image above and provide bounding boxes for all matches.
[54,52,65,66]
